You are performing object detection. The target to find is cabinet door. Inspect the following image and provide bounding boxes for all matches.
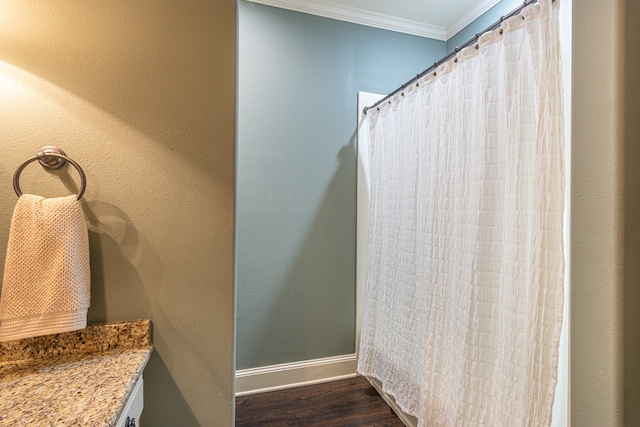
[116,376,144,427]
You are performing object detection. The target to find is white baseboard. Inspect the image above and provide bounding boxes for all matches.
[235,354,357,397]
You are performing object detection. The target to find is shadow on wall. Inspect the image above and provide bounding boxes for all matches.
[143,351,200,426]
[239,134,357,368]
[82,201,159,322]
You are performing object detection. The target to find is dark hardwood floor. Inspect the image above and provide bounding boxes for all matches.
[235,375,405,427]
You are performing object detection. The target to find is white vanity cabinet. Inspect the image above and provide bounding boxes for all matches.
[115,376,144,427]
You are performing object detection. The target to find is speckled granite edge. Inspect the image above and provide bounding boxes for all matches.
[0,319,151,362]
[0,347,153,426]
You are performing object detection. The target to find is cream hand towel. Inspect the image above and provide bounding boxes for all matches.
[0,194,90,342]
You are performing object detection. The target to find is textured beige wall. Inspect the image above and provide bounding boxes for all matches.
[572,0,640,425]
[0,1,236,426]
[622,0,640,423]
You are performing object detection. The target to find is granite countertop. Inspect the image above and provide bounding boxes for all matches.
[0,319,152,426]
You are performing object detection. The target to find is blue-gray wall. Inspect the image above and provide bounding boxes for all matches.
[236,0,444,370]
[446,0,523,51]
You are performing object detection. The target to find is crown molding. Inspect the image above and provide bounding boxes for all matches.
[246,0,447,40]
[445,0,502,39]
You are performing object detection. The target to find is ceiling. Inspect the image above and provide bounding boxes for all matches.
[245,0,506,40]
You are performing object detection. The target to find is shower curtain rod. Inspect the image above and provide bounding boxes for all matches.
[363,0,551,115]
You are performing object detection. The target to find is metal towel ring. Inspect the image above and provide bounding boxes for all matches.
[13,146,87,200]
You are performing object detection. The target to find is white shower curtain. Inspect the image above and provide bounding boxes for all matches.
[357,1,564,426]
